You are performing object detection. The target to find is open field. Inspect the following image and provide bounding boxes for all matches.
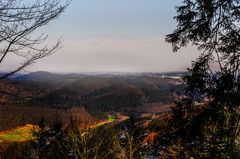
[0,124,37,143]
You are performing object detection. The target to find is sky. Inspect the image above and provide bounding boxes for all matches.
[5,0,200,73]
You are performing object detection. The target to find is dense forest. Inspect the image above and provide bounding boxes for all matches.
[3,72,181,113]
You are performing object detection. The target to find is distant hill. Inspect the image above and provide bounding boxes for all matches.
[2,72,184,115]
[15,71,51,80]
[15,71,104,81]
[14,71,186,81]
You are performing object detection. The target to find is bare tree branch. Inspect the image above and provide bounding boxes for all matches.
[0,0,70,97]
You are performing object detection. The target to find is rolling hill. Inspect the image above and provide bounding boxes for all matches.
[12,72,184,112]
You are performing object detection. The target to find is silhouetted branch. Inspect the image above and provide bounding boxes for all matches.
[0,0,70,80]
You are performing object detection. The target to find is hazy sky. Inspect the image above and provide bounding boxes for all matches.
[5,0,200,73]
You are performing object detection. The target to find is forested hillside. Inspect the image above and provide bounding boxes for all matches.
[5,72,183,114]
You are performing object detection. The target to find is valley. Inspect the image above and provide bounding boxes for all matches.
[0,72,184,158]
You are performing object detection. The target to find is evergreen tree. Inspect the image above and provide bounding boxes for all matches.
[167,0,240,158]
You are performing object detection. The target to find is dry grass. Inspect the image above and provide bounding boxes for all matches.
[0,124,38,143]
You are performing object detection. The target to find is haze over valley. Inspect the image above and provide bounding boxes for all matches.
[0,71,184,131]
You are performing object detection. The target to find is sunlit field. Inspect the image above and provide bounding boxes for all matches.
[0,124,38,143]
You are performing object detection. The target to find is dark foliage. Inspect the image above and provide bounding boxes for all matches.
[166,0,240,158]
